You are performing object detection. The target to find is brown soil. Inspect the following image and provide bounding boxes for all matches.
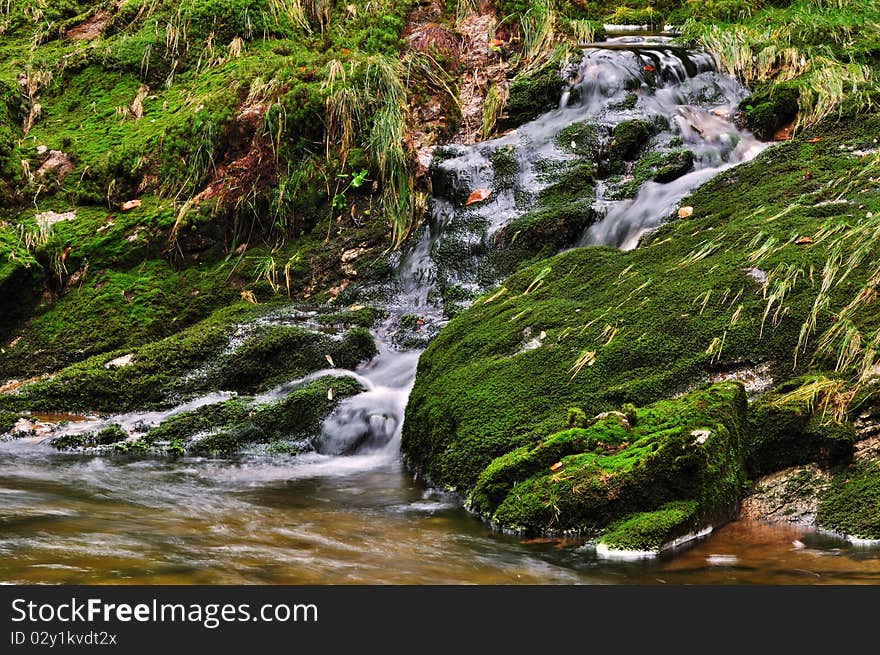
[404,0,515,178]
[66,11,111,41]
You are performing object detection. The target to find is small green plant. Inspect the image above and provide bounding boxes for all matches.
[331,168,368,211]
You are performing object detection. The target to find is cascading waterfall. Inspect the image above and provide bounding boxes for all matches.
[316,36,763,460]
[20,36,764,466]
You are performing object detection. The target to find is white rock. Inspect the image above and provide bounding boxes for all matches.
[691,429,711,444]
[105,353,135,369]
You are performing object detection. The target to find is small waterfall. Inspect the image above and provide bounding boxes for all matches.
[30,36,764,464]
[313,36,763,459]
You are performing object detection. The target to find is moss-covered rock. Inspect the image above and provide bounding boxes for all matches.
[114,375,365,456]
[739,82,800,141]
[484,162,597,279]
[502,58,566,129]
[402,114,880,514]
[4,307,375,413]
[609,119,652,161]
[51,424,127,450]
[817,462,880,540]
[466,383,747,538]
[598,500,700,553]
[0,410,21,434]
[208,325,376,393]
[746,381,857,477]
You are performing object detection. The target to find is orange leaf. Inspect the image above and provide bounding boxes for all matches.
[466,188,491,206]
[807,137,823,143]
[488,38,504,47]
[795,236,814,245]
[644,65,655,72]
[549,461,563,471]
[121,199,141,211]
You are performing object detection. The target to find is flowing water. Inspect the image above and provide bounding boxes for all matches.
[2,37,877,584]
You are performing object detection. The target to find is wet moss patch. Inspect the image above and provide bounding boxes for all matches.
[818,462,880,540]
[467,383,747,537]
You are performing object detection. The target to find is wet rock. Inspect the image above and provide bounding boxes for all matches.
[740,464,831,525]
[461,383,749,546]
[610,119,652,161]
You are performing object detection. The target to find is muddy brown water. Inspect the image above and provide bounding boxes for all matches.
[2,441,878,585]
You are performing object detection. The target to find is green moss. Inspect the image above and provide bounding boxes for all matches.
[818,462,880,540]
[0,411,20,434]
[51,423,127,450]
[740,83,800,141]
[610,120,652,162]
[746,382,857,477]
[556,122,602,160]
[503,56,566,129]
[472,383,747,535]
[490,146,519,190]
[605,149,695,200]
[139,375,363,455]
[208,325,376,393]
[484,162,596,281]
[599,500,700,552]
[403,114,880,504]
[6,304,374,413]
[317,305,389,329]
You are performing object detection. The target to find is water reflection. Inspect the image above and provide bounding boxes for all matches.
[2,441,878,584]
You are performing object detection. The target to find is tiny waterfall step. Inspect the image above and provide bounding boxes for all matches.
[25,35,765,462]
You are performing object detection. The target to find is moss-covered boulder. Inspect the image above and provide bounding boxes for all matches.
[5,308,376,413]
[746,379,857,477]
[466,383,747,546]
[402,115,880,539]
[817,462,880,540]
[609,119,652,161]
[51,424,128,450]
[739,82,800,141]
[502,59,566,129]
[149,375,364,456]
[49,375,364,456]
[0,411,21,434]
[484,162,597,279]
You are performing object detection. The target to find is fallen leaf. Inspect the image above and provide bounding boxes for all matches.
[241,290,258,304]
[549,461,563,471]
[325,354,335,367]
[807,137,823,143]
[795,236,814,245]
[644,65,655,72]
[488,38,504,47]
[121,199,141,211]
[466,188,491,206]
[678,206,694,218]
[327,388,334,400]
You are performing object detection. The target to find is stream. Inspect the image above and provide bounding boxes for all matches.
[3,36,878,585]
